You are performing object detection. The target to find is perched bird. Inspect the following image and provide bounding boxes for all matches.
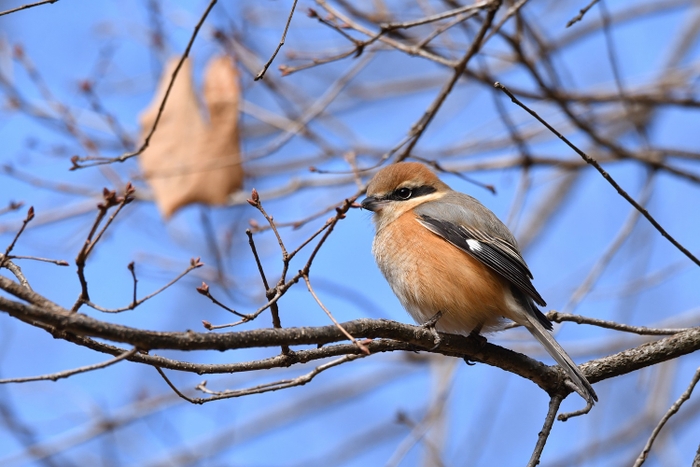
[361,162,597,404]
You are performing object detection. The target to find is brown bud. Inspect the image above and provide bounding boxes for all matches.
[79,80,93,93]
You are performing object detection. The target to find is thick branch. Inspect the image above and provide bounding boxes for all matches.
[2,275,700,400]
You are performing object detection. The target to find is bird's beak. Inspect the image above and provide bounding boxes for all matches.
[361,196,387,212]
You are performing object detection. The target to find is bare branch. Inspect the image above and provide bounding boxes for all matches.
[0,348,137,384]
[0,256,31,290]
[85,257,202,313]
[70,0,219,169]
[172,355,365,404]
[527,395,563,467]
[71,184,135,311]
[4,255,69,266]
[566,0,601,28]
[547,311,690,336]
[303,274,369,355]
[0,0,58,18]
[0,201,24,217]
[0,206,34,270]
[633,366,700,466]
[494,81,700,268]
[255,0,299,80]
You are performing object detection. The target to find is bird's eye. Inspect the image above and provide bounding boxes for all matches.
[396,187,413,200]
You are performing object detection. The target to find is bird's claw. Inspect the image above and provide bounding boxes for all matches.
[420,310,444,351]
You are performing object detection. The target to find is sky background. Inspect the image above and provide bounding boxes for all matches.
[1,0,700,466]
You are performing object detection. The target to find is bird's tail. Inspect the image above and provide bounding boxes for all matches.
[523,314,598,405]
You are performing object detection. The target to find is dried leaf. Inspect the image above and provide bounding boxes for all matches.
[139,55,243,218]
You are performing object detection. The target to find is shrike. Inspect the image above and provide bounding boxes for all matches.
[361,162,596,404]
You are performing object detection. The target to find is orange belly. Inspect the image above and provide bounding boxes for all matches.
[373,211,510,334]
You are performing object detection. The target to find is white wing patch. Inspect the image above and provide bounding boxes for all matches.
[466,239,481,251]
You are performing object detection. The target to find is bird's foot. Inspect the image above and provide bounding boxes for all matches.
[420,310,444,351]
[468,329,487,348]
[464,325,487,365]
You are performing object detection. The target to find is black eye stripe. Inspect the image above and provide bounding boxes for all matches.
[386,184,436,201]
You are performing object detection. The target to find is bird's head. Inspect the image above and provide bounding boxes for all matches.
[361,162,450,228]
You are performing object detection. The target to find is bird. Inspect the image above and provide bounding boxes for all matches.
[361,161,597,405]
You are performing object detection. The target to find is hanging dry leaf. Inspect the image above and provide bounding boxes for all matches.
[139,55,243,218]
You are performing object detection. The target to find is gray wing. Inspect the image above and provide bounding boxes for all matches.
[415,192,546,307]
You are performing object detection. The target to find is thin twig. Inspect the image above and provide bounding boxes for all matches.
[286,215,336,261]
[561,173,654,314]
[85,258,202,313]
[633,366,700,466]
[0,0,58,18]
[197,282,251,321]
[246,229,270,290]
[386,359,457,467]
[187,355,365,403]
[72,185,135,311]
[398,1,501,161]
[4,255,69,266]
[0,257,32,290]
[247,198,343,233]
[0,206,34,270]
[200,208,227,287]
[0,164,99,197]
[483,0,530,43]
[247,188,289,279]
[598,0,650,146]
[0,391,180,467]
[80,81,134,149]
[411,156,496,194]
[155,367,197,404]
[527,394,563,467]
[299,197,357,276]
[315,0,455,67]
[381,0,491,31]
[313,10,362,44]
[255,0,299,80]
[546,311,689,336]
[0,201,24,217]
[248,53,372,161]
[202,288,285,330]
[70,0,218,169]
[303,274,369,355]
[558,400,594,422]
[128,262,137,306]
[494,82,700,268]
[0,348,137,384]
[566,0,601,28]
[205,197,357,331]
[412,13,469,53]
[246,229,289,353]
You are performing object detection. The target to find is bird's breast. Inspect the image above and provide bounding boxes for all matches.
[372,211,510,334]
